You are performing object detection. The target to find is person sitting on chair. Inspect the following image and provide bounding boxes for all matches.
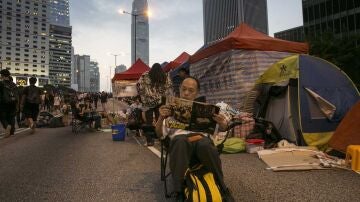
[155,77,234,201]
[71,102,101,130]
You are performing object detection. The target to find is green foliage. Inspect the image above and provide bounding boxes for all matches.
[307,33,360,90]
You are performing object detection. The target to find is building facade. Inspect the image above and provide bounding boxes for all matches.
[275,0,360,42]
[303,0,360,39]
[115,64,126,73]
[89,61,100,92]
[131,0,149,65]
[0,0,49,86]
[274,26,305,42]
[48,0,70,27]
[48,24,72,87]
[203,0,268,45]
[74,54,90,92]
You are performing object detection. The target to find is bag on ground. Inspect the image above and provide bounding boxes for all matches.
[184,164,223,202]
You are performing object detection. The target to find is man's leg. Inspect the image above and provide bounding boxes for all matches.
[0,110,11,137]
[195,137,227,191]
[169,135,193,193]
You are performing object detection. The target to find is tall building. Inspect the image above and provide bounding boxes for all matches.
[203,0,268,45]
[115,64,127,73]
[89,61,100,92]
[74,55,90,92]
[48,24,72,87]
[48,0,72,87]
[48,0,70,27]
[131,0,149,65]
[303,0,360,39]
[275,0,360,42]
[0,0,50,86]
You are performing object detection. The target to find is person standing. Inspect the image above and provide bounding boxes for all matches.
[53,93,61,113]
[137,63,173,146]
[21,77,41,134]
[100,91,108,112]
[0,69,18,138]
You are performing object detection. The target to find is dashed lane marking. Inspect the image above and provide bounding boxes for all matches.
[0,128,30,139]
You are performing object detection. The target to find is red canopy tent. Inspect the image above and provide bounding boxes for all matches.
[190,23,309,63]
[112,59,150,82]
[163,52,190,72]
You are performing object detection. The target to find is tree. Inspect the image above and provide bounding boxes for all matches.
[307,33,360,90]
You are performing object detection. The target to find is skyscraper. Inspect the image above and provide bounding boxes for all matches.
[131,0,149,65]
[74,55,90,92]
[89,61,100,92]
[48,0,72,87]
[48,0,70,27]
[0,0,50,87]
[203,0,268,45]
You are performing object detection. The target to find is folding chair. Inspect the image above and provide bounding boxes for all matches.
[160,136,172,198]
[71,109,90,134]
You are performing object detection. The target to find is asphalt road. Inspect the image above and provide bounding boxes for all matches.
[1,127,359,202]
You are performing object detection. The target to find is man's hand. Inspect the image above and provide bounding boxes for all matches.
[213,113,229,132]
[159,105,172,119]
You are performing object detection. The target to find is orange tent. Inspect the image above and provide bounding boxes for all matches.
[329,101,360,153]
[163,52,190,72]
[190,23,309,63]
[112,59,150,82]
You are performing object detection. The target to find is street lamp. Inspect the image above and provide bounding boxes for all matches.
[109,53,120,92]
[120,9,149,63]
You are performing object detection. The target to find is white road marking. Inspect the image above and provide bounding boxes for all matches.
[132,134,162,158]
[0,128,30,139]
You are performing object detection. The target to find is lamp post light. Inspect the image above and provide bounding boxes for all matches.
[120,9,149,64]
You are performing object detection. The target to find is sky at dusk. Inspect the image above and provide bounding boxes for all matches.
[70,0,303,91]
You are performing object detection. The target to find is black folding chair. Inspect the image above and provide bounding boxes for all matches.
[160,136,172,198]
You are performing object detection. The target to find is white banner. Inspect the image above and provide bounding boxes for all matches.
[113,81,138,97]
[190,50,292,109]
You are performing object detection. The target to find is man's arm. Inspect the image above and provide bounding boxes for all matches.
[213,113,230,132]
[155,105,172,138]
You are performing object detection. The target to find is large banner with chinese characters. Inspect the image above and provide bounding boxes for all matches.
[190,50,292,109]
[113,80,138,98]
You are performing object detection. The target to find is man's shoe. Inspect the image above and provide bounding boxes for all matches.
[175,192,185,202]
[146,142,154,147]
[4,125,11,138]
[30,123,36,134]
[223,188,235,202]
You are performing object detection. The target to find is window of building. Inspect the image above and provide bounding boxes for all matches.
[303,7,309,23]
[334,18,341,33]
[24,69,29,71]
[347,0,354,10]
[320,2,326,17]
[348,15,355,31]
[356,0,360,8]
[341,16,348,32]
[333,0,340,14]
[356,13,360,30]
[340,0,347,12]
[314,4,320,20]
[33,64,37,67]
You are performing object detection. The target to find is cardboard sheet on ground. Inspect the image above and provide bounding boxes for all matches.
[258,148,326,171]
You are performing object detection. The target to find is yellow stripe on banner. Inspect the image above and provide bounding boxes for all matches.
[303,132,334,150]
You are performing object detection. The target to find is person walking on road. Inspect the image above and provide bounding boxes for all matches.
[0,69,19,138]
[100,91,108,112]
[21,77,41,134]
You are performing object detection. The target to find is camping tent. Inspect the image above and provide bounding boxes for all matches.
[189,23,309,108]
[163,52,190,72]
[256,54,360,147]
[112,59,150,98]
[328,101,360,153]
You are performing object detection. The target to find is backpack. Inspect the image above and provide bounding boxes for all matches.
[26,86,40,104]
[127,108,143,130]
[1,81,18,104]
[184,164,223,202]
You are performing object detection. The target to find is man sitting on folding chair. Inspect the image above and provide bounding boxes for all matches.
[155,77,234,202]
